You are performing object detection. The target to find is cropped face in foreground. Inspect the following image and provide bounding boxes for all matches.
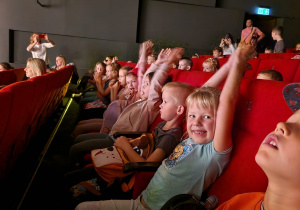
[255,110,300,181]
[187,102,215,144]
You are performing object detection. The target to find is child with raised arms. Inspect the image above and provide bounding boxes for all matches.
[74,42,256,209]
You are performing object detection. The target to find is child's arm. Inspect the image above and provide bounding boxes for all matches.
[213,45,255,152]
[137,41,154,96]
[94,72,112,97]
[110,81,120,102]
[114,136,166,162]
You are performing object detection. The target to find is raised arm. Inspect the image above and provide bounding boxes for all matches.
[137,41,154,96]
[27,34,38,51]
[44,34,55,46]
[213,44,255,152]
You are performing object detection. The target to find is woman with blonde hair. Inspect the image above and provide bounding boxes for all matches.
[26,33,55,67]
[24,58,47,78]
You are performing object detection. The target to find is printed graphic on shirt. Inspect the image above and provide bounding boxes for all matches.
[165,141,194,169]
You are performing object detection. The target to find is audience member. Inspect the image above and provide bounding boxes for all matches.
[178,57,193,70]
[203,58,220,73]
[69,44,183,167]
[67,82,194,201]
[217,83,300,210]
[147,53,157,65]
[219,33,236,55]
[257,70,283,81]
[272,26,285,53]
[50,55,79,85]
[213,47,224,59]
[26,33,55,67]
[24,58,47,79]
[264,47,273,54]
[241,19,265,44]
[74,42,256,210]
[295,43,300,51]
[103,56,113,65]
[0,62,14,71]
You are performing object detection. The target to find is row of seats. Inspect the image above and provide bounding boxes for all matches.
[117,68,293,206]
[0,68,26,86]
[0,66,73,180]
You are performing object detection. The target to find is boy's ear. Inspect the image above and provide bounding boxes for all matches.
[177,105,185,115]
[187,66,191,70]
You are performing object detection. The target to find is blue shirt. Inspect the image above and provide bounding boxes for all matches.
[142,138,232,210]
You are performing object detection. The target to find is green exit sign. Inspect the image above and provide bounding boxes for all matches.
[257,7,270,15]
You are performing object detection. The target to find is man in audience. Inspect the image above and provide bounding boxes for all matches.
[241,19,265,45]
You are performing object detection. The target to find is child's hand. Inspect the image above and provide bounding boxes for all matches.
[140,40,154,57]
[155,48,171,65]
[114,136,132,151]
[167,48,184,65]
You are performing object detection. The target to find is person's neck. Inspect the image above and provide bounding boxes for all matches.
[163,118,183,130]
[264,182,300,210]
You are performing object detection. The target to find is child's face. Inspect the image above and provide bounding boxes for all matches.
[257,73,273,81]
[105,65,117,80]
[265,49,272,54]
[296,44,300,51]
[271,31,276,40]
[0,65,5,71]
[126,75,138,92]
[187,102,215,144]
[213,50,221,58]
[178,60,190,70]
[203,63,215,73]
[147,55,155,65]
[255,110,300,180]
[96,64,105,75]
[118,69,127,86]
[141,75,151,100]
[159,88,178,121]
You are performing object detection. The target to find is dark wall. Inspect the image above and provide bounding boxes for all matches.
[1,0,299,75]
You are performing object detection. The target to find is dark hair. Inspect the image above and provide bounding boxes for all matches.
[224,33,235,44]
[272,26,284,36]
[180,57,193,68]
[0,62,13,70]
[213,47,223,54]
[258,70,283,81]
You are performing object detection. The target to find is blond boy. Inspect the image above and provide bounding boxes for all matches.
[114,82,194,162]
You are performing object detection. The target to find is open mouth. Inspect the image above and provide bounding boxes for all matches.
[263,134,278,149]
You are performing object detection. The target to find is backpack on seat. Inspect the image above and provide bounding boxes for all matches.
[91,133,154,191]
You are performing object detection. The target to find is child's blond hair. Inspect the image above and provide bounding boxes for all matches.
[162,82,195,106]
[203,58,220,72]
[186,86,221,118]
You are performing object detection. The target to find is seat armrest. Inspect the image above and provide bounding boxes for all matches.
[113,132,145,139]
[123,162,161,173]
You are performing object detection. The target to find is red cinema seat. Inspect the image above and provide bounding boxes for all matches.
[207,80,292,205]
[0,81,35,179]
[268,53,299,59]
[255,59,300,82]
